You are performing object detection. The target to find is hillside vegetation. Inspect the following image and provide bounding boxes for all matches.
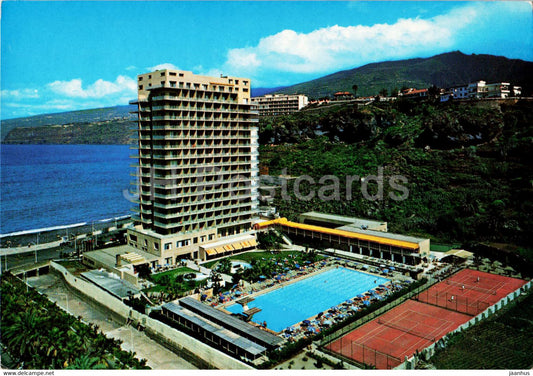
[1,105,135,143]
[259,99,533,252]
[274,51,533,98]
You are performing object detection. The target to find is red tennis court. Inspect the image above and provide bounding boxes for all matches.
[325,269,527,369]
[415,269,526,316]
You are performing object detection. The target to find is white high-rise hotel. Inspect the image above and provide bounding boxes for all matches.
[127,69,259,264]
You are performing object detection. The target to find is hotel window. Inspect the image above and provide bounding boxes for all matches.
[179,73,184,77]
[138,77,143,81]
[164,243,171,250]
[243,80,248,86]
[130,235,137,242]
[161,72,166,76]
[169,72,177,76]
[148,75,152,79]
[138,85,143,90]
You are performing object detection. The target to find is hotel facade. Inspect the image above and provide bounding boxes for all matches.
[127,69,259,265]
[251,94,308,116]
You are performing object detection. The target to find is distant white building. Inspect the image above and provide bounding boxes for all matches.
[251,94,308,116]
[451,80,517,99]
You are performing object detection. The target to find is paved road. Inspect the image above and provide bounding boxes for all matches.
[0,244,65,271]
[26,273,197,370]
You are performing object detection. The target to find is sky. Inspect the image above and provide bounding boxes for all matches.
[1,1,532,119]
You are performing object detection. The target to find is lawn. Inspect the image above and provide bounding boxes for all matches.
[202,250,305,269]
[149,267,198,284]
[428,292,533,369]
[145,267,206,294]
[430,243,461,253]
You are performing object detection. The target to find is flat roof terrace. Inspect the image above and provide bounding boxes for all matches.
[178,296,284,349]
[299,212,387,231]
[162,302,266,360]
[81,269,140,299]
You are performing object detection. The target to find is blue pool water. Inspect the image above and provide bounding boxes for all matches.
[226,267,389,332]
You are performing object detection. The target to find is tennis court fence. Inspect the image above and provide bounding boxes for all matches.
[324,335,402,369]
[412,289,490,316]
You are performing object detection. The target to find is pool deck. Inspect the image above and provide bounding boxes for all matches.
[216,258,411,337]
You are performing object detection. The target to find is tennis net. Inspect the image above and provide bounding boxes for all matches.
[445,280,497,295]
[377,318,436,342]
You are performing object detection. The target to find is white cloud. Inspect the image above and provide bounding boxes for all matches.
[1,88,39,99]
[125,65,138,71]
[224,4,478,76]
[47,76,136,99]
[149,63,180,71]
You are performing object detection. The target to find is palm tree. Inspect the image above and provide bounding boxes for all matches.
[352,84,358,98]
[66,353,108,369]
[2,308,42,363]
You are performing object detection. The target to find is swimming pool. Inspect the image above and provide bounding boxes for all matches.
[226,267,389,332]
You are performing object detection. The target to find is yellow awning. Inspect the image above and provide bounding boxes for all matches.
[249,238,257,247]
[223,245,233,252]
[205,248,217,256]
[232,242,243,250]
[215,247,225,254]
[256,218,420,250]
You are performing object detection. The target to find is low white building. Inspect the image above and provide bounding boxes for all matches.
[251,94,308,116]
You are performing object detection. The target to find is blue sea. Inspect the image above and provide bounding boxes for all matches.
[1,144,133,235]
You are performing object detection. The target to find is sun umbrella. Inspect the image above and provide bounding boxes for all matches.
[259,275,266,279]
[363,265,369,269]
[302,320,311,325]
[389,266,395,270]
[383,269,389,273]
[380,264,386,268]
[294,264,300,268]
[356,294,365,298]
[379,284,387,288]
[234,291,242,296]
[323,320,332,326]
[363,300,371,306]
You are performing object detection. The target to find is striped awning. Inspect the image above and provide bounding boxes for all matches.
[205,248,217,256]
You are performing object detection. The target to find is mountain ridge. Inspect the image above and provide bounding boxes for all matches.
[272,51,533,98]
[2,51,532,144]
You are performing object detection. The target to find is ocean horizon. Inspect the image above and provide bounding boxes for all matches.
[0,144,133,234]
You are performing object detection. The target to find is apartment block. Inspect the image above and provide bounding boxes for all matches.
[251,94,308,116]
[128,69,259,264]
[451,81,516,99]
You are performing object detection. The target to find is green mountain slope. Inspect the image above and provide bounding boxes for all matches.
[274,51,533,98]
[258,99,533,254]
